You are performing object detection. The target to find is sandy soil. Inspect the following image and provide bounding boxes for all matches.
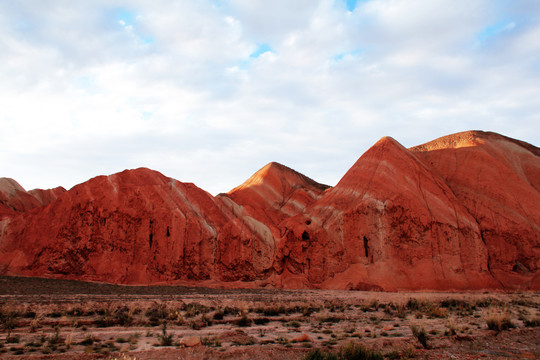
[0,276,538,359]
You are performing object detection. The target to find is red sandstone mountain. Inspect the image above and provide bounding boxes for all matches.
[0,131,538,290]
[410,131,540,289]
[276,137,495,290]
[0,169,281,283]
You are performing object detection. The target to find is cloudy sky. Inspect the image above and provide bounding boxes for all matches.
[1,0,539,194]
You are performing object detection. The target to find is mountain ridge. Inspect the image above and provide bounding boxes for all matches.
[0,131,538,290]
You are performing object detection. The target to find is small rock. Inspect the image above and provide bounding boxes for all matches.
[293,333,311,342]
[181,336,201,347]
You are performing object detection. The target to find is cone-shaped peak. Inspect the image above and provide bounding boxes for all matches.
[225,161,329,226]
[229,162,328,194]
[373,136,402,147]
[335,135,412,190]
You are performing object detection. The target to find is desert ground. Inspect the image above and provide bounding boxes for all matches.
[0,276,538,359]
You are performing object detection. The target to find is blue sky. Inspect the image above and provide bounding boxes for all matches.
[0,0,539,194]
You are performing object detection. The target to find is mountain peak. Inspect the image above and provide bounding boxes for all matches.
[334,135,412,190]
[229,162,328,194]
[374,136,401,147]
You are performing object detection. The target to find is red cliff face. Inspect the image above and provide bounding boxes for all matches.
[0,131,538,290]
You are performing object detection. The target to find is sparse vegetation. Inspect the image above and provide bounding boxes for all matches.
[304,348,339,360]
[201,335,221,347]
[303,342,383,360]
[156,322,174,346]
[485,307,514,331]
[524,316,539,327]
[0,276,537,358]
[410,325,428,349]
[236,311,253,327]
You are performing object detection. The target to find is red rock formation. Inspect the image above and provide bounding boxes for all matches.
[410,131,540,289]
[0,131,538,290]
[0,168,280,284]
[275,136,496,290]
[221,162,329,239]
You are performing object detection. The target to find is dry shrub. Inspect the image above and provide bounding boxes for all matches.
[427,306,448,319]
[303,342,383,360]
[485,307,514,331]
[524,316,539,327]
[236,310,253,327]
[410,325,428,349]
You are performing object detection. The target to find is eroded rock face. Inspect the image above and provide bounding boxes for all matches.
[0,131,538,290]
[276,136,495,290]
[410,131,540,289]
[0,169,281,283]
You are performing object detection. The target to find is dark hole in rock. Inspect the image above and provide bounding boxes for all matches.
[512,261,528,273]
[302,230,310,241]
[363,236,369,258]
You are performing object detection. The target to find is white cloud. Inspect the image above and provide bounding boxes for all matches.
[0,0,539,194]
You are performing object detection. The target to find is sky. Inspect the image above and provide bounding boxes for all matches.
[1,0,539,195]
